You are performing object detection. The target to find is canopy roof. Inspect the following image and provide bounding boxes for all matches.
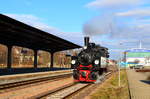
[0,14,81,52]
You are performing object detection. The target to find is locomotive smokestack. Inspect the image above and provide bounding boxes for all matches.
[84,36,89,47]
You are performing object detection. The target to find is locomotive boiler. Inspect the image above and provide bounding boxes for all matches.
[71,37,109,83]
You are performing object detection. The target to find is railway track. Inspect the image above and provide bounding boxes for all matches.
[34,72,111,99]
[0,73,72,93]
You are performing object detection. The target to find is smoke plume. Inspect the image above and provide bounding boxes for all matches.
[83,14,116,36]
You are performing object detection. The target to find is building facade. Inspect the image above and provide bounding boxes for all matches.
[125,48,150,68]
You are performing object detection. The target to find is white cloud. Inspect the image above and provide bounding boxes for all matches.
[82,12,150,59]
[138,19,150,23]
[86,0,142,8]
[116,8,150,17]
[110,23,150,41]
[5,14,38,20]
[5,14,59,32]
[86,14,150,59]
[84,0,150,59]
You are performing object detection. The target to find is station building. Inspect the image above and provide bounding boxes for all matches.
[125,48,150,68]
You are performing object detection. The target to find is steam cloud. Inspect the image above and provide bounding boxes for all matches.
[83,14,116,36]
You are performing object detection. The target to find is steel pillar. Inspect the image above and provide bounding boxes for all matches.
[50,52,54,68]
[7,45,12,69]
[34,50,38,68]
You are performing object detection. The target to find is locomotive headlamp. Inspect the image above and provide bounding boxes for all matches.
[71,60,76,65]
[94,60,99,65]
[71,56,78,69]
[83,46,87,49]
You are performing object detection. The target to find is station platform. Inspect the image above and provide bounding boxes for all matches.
[0,67,70,75]
[0,69,72,85]
[127,69,150,99]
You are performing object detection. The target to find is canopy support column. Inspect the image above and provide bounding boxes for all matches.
[34,50,38,68]
[50,52,54,68]
[7,45,12,69]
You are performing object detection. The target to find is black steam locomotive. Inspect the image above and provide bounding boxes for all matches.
[71,37,109,82]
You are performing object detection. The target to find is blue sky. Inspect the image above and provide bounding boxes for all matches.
[0,0,98,32]
[1,0,150,59]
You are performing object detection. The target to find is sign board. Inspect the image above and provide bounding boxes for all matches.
[126,52,150,58]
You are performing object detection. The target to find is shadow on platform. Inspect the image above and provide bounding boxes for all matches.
[0,68,71,76]
[140,80,150,85]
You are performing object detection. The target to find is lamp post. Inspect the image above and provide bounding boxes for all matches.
[118,54,121,87]
[118,43,123,87]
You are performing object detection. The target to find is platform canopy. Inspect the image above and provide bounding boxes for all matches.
[0,14,81,52]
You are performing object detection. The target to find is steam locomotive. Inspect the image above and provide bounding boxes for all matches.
[71,37,109,83]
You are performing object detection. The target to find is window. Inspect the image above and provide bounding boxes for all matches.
[0,44,7,68]
[12,46,34,68]
[38,51,50,68]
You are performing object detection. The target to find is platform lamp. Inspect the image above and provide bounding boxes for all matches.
[118,42,123,87]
